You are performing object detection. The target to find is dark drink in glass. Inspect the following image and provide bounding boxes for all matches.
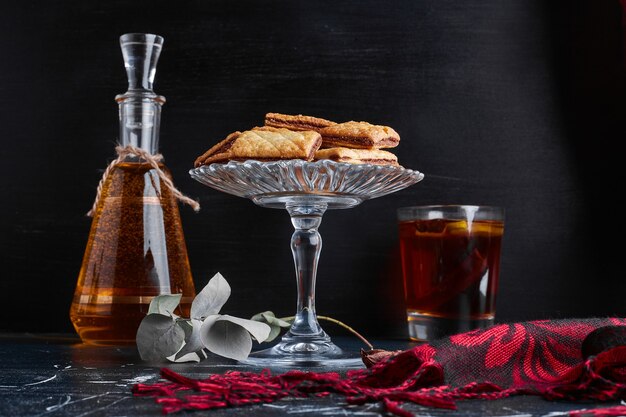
[397,206,504,341]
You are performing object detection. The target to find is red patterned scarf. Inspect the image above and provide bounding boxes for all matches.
[133,318,626,416]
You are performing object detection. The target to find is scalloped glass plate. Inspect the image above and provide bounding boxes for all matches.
[189,159,424,209]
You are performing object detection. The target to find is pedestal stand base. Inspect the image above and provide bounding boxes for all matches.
[240,340,364,369]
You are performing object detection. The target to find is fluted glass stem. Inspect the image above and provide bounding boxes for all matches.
[286,203,327,338]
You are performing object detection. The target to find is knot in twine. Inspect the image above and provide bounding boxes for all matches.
[87,145,200,217]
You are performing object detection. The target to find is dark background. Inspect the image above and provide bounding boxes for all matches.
[1,0,624,338]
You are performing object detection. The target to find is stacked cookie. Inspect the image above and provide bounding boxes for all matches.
[194,112,401,167]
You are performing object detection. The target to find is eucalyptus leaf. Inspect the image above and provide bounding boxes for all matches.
[169,350,207,363]
[173,318,204,360]
[200,315,252,361]
[167,320,207,363]
[191,273,231,319]
[251,311,292,327]
[218,315,271,343]
[201,314,219,332]
[136,314,185,362]
[148,294,182,316]
[264,324,282,343]
[177,318,194,337]
[251,311,291,342]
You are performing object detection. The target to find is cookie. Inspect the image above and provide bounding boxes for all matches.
[194,127,322,166]
[319,121,400,149]
[314,147,399,166]
[264,112,337,132]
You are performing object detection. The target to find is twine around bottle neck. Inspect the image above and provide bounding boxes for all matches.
[87,145,200,217]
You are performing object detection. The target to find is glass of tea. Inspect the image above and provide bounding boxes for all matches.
[397,205,505,342]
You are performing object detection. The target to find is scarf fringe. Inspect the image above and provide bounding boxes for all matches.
[132,342,626,416]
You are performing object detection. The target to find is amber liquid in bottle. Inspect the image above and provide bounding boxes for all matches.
[71,33,196,344]
[70,162,195,344]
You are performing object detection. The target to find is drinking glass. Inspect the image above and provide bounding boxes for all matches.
[397,205,504,342]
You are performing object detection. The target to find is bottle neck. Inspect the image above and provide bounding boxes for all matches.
[117,93,165,156]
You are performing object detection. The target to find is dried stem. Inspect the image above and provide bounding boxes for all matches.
[281,315,373,350]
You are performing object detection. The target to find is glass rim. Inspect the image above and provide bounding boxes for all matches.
[120,33,164,46]
[397,204,505,221]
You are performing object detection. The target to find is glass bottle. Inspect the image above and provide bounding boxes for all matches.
[70,33,196,345]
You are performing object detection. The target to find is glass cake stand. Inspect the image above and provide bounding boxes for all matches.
[189,159,424,368]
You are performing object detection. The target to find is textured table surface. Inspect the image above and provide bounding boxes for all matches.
[0,333,620,417]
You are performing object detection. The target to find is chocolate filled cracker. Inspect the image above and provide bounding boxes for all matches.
[319,121,400,149]
[194,127,322,166]
[314,147,399,166]
[264,112,337,132]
